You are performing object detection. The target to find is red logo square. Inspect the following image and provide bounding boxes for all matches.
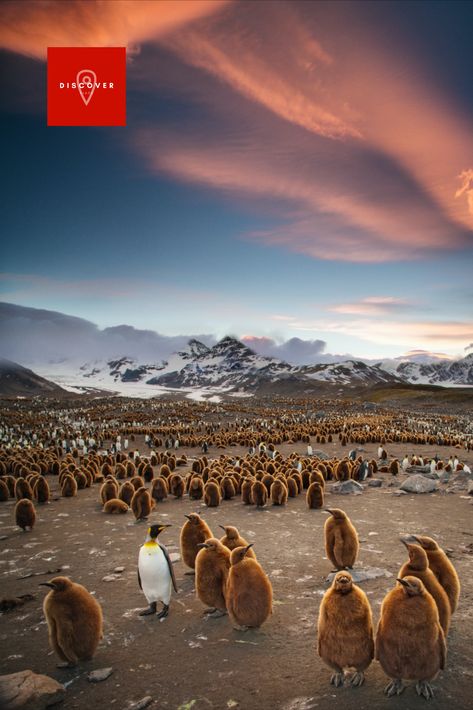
[47,47,126,126]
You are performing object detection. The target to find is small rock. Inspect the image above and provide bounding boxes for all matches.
[400,475,438,494]
[102,574,121,582]
[394,490,408,496]
[113,567,125,573]
[467,480,473,495]
[87,668,113,683]
[127,697,153,710]
[0,670,65,710]
[169,553,181,563]
[332,480,363,495]
[368,479,382,488]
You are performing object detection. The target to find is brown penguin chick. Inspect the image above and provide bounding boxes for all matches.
[15,477,33,501]
[251,480,268,508]
[103,498,129,514]
[226,545,272,630]
[195,537,231,616]
[100,479,118,504]
[317,571,374,688]
[309,470,325,488]
[0,478,10,501]
[270,479,288,505]
[241,478,254,504]
[286,476,298,498]
[169,474,185,498]
[130,475,145,491]
[150,476,168,502]
[261,473,275,495]
[307,481,324,509]
[290,472,303,493]
[15,498,36,531]
[219,525,256,559]
[180,513,213,571]
[61,474,78,497]
[398,539,451,635]
[204,481,221,507]
[131,487,154,521]
[41,576,103,667]
[375,576,446,699]
[119,480,135,506]
[410,535,460,614]
[33,476,50,504]
[188,476,204,500]
[221,476,236,500]
[324,509,359,571]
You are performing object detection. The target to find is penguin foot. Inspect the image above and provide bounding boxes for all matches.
[232,624,249,631]
[330,672,344,687]
[156,603,169,619]
[416,681,434,700]
[184,571,196,576]
[139,602,157,616]
[207,609,227,618]
[350,671,365,688]
[203,607,217,615]
[384,679,405,697]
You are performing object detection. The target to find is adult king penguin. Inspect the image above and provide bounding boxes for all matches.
[138,523,177,618]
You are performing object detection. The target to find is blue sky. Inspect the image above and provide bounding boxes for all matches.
[0,0,472,360]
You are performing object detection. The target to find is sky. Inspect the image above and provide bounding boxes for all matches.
[0,0,472,363]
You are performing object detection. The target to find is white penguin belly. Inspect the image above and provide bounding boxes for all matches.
[139,545,172,605]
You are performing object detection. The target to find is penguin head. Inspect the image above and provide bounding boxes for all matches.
[397,576,425,597]
[324,508,346,520]
[333,571,353,594]
[39,576,71,592]
[230,544,254,566]
[409,534,438,551]
[196,537,225,554]
[148,524,171,539]
[400,538,428,570]
[184,513,202,526]
[219,524,238,539]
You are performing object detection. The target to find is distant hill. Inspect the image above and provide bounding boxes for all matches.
[0,358,69,397]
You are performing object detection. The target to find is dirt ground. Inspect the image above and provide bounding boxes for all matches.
[1,438,472,710]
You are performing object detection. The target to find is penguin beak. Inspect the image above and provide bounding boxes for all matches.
[243,543,254,556]
[396,578,409,588]
[184,515,192,520]
[39,582,55,589]
[401,534,418,545]
[218,525,226,532]
[324,509,334,515]
[197,542,210,549]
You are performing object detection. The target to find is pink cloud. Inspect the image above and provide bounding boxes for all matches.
[0,0,229,60]
[329,297,411,315]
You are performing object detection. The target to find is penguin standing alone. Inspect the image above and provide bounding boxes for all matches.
[324,509,359,571]
[138,524,177,618]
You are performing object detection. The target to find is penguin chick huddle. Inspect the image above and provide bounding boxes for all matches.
[177,513,272,630]
[317,516,460,701]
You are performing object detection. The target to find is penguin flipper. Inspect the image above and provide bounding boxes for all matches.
[137,568,142,590]
[160,542,178,593]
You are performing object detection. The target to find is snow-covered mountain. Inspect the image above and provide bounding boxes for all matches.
[376,353,473,386]
[33,336,405,398]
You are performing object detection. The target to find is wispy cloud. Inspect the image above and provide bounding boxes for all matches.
[0,0,229,60]
[288,317,473,350]
[328,297,412,315]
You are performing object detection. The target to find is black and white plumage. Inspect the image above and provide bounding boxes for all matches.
[138,524,177,618]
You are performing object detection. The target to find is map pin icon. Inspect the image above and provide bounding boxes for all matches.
[76,69,97,106]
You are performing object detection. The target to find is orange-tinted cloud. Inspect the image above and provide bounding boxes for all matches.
[157,0,473,238]
[0,0,228,60]
[288,317,473,350]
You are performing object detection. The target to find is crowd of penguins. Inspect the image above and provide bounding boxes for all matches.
[0,438,464,702]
